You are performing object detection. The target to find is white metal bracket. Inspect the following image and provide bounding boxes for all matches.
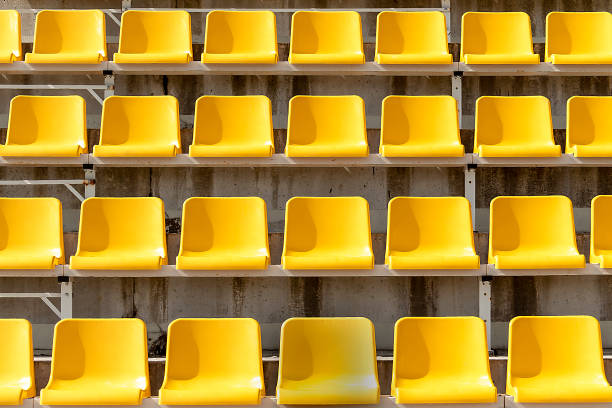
[0,179,88,202]
[0,84,107,106]
[464,166,476,229]
[479,276,493,353]
[0,292,61,318]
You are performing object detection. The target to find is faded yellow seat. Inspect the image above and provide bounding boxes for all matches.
[202,11,277,64]
[289,11,364,64]
[94,96,181,157]
[177,197,270,270]
[590,195,612,268]
[114,10,192,63]
[286,95,368,157]
[40,319,150,405]
[461,12,539,64]
[0,319,35,405]
[375,12,452,64]
[392,317,496,403]
[386,197,479,269]
[160,318,264,405]
[70,197,167,270]
[282,197,373,270]
[277,317,379,404]
[380,95,463,157]
[190,95,274,157]
[508,316,612,403]
[0,95,87,157]
[25,10,106,64]
[546,12,612,64]
[489,196,585,269]
[475,96,561,157]
[566,96,612,157]
[0,11,21,63]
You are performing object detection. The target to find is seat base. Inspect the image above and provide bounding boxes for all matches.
[202,52,278,64]
[380,144,464,157]
[376,53,453,65]
[492,254,585,269]
[463,54,540,64]
[282,254,374,270]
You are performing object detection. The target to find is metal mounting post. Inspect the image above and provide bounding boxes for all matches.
[452,71,463,128]
[59,276,72,319]
[122,0,132,11]
[479,276,493,353]
[84,166,96,199]
[104,73,115,99]
[465,164,476,230]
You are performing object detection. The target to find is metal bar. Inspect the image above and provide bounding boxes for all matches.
[0,180,85,185]
[84,169,96,199]
[0,84,106,90]
[103,9,121,26]
[63,183,85,202]
[464,167,476,229]
[452,73,462,127]
[104,74,115,99]
[0,293,61,298]
[86,88,104,106]
[40,297,61,319]
[127,8,449,12]
[479,277,493,352]
[60,281,72,319]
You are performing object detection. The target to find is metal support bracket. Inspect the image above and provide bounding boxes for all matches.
[464,166,476,230]
[451,72,463,128]
[59,277,72,319]
[479,276,493,353]
[84,168,96,199]
[0,179,88,202]
[104,74,115,99]
[0,292,62,318]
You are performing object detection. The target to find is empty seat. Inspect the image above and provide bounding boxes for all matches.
[475,96,561,157]
[277,317,379,404]
[0,96,87,157]
[114,10,192,63]
[566,96,612,157]
[507,316,612,403]
[286,95,368,157]
[0,319,35,405]
[375,12,452,64]
[25,10,107,64]
[282,197,374,270]
[40,319,150,405]
[70,197,167,270]
[289,11,364,64]
[94,96,181,157]
[177,197,270,270]
[380,95,463,157]
[591,195,612,267]
[386,197,479,269]
[460,12,539,64]
[202,11,277,64]
[0,198,64,269]
[160,318,264,405]
[546,12,612,64]
[190,95,274,157]
[392,317,496,403]
[0,11,21,63]
[489,196,585,269]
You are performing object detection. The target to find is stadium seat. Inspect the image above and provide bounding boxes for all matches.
[0,198,64,270]
[507,316,612,403]
[489,196,585,269]
[386,197,479,269]
[190,95,274,157]
[475,96,561,157]
[380,95,463,157]
[94,96,181,157]
[546,12,612,64]
[566,96,612,157]
[282,197,374,269]
[591,195,612,268]
[202,11,278,64]
[460,12,539,64]
[25,10,107,63]
[286,95,368,157]
[0,95,87,157]
[392,317,496,403]
[70,197,167,270]
[375,12,452,64]
[40,319,150,405]
[159,318,265,405]
[0,319,35,405]
[0,11,21,63]
[289,11,364,64]
[277,317,379,404]
[177,197,270,270]
[114,10,193,63]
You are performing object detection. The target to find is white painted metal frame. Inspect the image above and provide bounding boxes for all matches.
[471,154,612,167]
[504,396,612,408]
[0,179,89,202]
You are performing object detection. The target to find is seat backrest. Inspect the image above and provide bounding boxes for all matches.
[591,195,612,255]
[0,319,34,391]
[546,12,612,59]
[119,10,192,57]
[290,11,363,55]
[0,11,21,60]
[204,11,277,55]
[567,96,612,148]
[32,10,106,56]
[376,11,448,55]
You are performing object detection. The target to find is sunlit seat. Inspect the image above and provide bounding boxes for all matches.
[0,319,35,405]
[590,195,612,268]
[546,12,612,64]
[0,11,21,63]
[566,96,612,157]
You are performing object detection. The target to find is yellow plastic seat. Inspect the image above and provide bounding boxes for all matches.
[392,317,496,403]
[286,96,368,157]
[566,96,612,157]
[160,318,264,405]
[289,11,364,64]
[0,96,87,157]
[475,96,561,157]
[190,96,274,157]
[386,197,479,269]
[0,11,21,63]
[202,11,277,64]
[460,12,539,64]
[380,95,463,157]
[282,197,373,270]
[507,316,612,403]
[41,318,150,405]
[177,197,270,270]
[114,10,192,63]
[546,12,612,64]
[70,197,167,270]
[0,198,64,270]
[489,196,585,269]
[277,317,379,404]
[590,195,612,268]
[0,319,35,405]
[375,12,452,64]
[25,10,106,64]
[94,96,181,157]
